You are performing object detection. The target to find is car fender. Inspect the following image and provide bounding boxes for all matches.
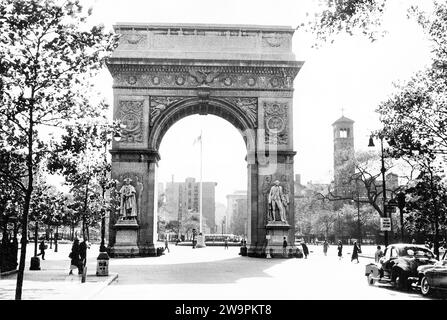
[394,261,411,273]
[365,263,381,277]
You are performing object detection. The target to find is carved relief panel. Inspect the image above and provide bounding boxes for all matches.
[263,101,288,145]
[118,100,144,143]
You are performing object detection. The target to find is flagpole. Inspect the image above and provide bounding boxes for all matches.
[199,129,203,234]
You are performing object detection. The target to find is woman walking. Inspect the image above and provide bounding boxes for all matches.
[351,241,360,263]
[337,240,343,260]
[323,240,329,256]
[68,238,81,275]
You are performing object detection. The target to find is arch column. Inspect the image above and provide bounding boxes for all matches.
[108,150,159,257]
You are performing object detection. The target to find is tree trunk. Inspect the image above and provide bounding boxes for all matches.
[34,221,38,257]
[54,225,58,252]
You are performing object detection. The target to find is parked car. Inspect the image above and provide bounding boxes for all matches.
[417,250,447,296]
[365,244,437,290]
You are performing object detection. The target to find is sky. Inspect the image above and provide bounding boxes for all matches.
[81,0,434,205]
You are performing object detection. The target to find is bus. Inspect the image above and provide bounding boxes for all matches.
[204,234,241,243]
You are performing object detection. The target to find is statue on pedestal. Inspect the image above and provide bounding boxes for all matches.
[119,178,138,220]
[267,180,289,223]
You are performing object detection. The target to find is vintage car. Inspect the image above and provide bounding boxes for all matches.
[417,250,447,296]
[365,244,437,290]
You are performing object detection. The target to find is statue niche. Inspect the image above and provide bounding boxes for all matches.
[267,180,289,223]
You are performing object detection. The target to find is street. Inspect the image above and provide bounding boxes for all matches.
[92,243,443,300]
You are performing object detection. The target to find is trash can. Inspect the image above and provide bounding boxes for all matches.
[96,252,109,276]
[29,256,41,270]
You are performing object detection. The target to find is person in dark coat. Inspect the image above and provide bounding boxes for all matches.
[351,241,360,263]
[37,240,46,260]
[69,238,81,275]
[79,239,88,273]
[282,237,288,257]
[301,241,309,259]
[337,240,343,260]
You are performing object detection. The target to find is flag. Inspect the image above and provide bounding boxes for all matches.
[193,133,202,145]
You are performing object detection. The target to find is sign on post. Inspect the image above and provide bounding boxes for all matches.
[380,218,391,231]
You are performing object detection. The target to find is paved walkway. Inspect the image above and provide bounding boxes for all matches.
[0,243,117,300]
[93,244,440,300]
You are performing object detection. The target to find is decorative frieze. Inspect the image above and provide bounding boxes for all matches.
[119,100,144,143]
[263,102,288,145]
[109,65,297,90]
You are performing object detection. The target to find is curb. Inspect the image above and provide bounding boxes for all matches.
[85,273,119,300]
[0,269,18,278]
[359,254,374,259]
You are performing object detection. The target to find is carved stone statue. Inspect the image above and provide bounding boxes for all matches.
[119,178,138,219]
[267,180,288,223]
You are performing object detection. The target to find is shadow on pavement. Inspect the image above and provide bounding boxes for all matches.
[108,255,291,285]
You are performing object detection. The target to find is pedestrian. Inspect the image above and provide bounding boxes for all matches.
[337,240,343,260]
[282,237,288,257]
[224,237,229,250]
[323,240,329,256]
[164,237,170,253]
[68,238,81,275]
[411,238,416,244]
[37,239,46,260]
[79,238,88,274]
[374,245,383,263]
[301,241,309,259]
[351,241,360,263]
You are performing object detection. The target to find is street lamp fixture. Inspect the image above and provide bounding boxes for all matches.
[368,134,389,247]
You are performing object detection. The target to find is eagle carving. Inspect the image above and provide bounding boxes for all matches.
[188,69,220,85]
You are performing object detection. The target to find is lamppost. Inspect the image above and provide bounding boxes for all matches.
[368,134,389,247]
[99,126,122,253]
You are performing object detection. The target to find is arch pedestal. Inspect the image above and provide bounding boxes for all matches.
[106,23,304,258]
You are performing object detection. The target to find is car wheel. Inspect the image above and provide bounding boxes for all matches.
[367,272,375,286]
[420,276,431,296]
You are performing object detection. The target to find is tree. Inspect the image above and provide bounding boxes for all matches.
[47,113,116,242]
[302,0,388,47]
[0,0,117,299]
[404,167,447,259]
[317,151,400,218]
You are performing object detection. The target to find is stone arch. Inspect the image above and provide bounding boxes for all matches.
[150,97,257,152]
[107,23,303,258]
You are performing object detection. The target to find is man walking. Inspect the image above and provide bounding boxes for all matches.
[337,240,343,260]
[164,237,170,253]
[224,237,229,250]
[282,237,288,257]
[323,240,329,256]
[375,245,384,263]
[301,241,309,259]
[37,239,46,260]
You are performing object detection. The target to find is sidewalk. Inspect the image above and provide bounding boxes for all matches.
[0,243,118,300]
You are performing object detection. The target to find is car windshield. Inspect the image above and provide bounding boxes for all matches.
[401,247,434,259]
